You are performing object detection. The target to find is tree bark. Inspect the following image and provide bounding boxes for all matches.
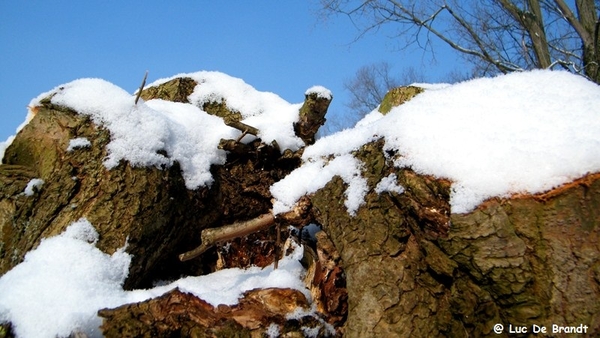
[294,91,332,145]
[310,139,600,337]
[576,0,600,82]
[497,0,552,68]
[98,287,325,337]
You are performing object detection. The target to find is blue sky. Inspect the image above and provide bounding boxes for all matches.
[1,1,462,141]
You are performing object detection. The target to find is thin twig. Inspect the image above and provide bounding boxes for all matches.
[134,70,149,105]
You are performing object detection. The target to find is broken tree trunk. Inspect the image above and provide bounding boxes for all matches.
[309,138,600,337]
[294,90,332,145]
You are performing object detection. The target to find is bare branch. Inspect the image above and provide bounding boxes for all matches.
[179,214,275,262]
[554,0,593,44]
[179,196,313,262]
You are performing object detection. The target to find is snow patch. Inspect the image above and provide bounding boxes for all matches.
[22,178,44,196]
[0,219,130,338]
[271,154,368,216]
[0,219,309,338]
[0,136,14,162]
[305,85,333,100]
[66,137,91,151]
[273,70,600,214]
[375,174,405,195]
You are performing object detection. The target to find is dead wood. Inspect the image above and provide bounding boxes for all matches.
[223,117,259,138]
[179,196,313,262]
[179,213,275,261]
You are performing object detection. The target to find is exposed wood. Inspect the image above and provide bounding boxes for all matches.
[98,287,330,337]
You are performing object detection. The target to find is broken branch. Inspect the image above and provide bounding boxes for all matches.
[179,196,313,262]
[224,117,259,137]
[179,213,275,261]
[134,70,149,105]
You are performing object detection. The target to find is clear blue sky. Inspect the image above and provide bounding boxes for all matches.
[1,1,462,141]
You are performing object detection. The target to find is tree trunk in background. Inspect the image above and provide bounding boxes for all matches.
[576,0,600,83]
[310,139,600,337]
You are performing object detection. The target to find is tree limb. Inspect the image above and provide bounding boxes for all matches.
[553,0,593,44]
[179,213,275,262]
[179,196,313,262]
[223,118,259,137]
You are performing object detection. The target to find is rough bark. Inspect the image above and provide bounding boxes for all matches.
[0,103,219,288]
[294,92,332,145]
[98,287,330,337]
[310,138,600,337]
[378,86,424,115]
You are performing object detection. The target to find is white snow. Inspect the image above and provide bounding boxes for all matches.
[22,178,44,196]
[147,71,306,152]
[266,323,281,338]
[375,174,405,195]
[0,219,309,338]
[271,154,368,216]
[0,219,130,338]
[0,137,13,162]
[272,70,600,214]
[66,137,91,151]
[0,108,36,162]
[26,72,317,189]
[305,85,333,100]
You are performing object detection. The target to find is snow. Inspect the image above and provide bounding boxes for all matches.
[0,137,14,163]
[0,220,309,338]
[266,323,281,338]
[147,71,306,152]
[0,108,36,162]
[273,70,600,214]
[26,72,313,189]
[271,154,368,216]
[66,137,91,151]
[374,174,405,195]
[22,178,44,196]
[0,219,130,338]
[305,85,333,100]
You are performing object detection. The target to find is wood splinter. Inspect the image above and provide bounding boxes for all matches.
[134,70,149,105]
[179,196,312,262]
